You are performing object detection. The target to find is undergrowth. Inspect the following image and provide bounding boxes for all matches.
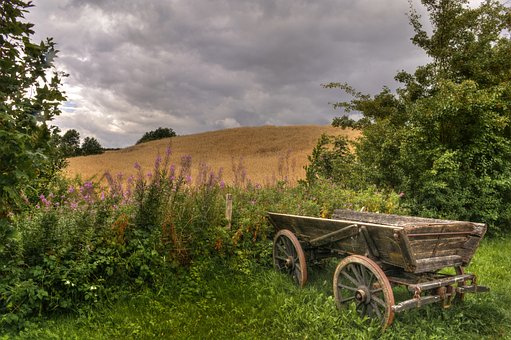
[0,152,401,332]
[4,236,510,339]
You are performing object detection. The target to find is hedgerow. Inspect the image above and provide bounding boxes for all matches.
[0,150,403,329]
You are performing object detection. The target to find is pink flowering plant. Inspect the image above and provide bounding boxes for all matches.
[1,149,404,327]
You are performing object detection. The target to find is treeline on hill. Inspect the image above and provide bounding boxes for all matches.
[59,129,104,157]
[136,127,176,144]
[59,126,177,157]
[308,0,511,235]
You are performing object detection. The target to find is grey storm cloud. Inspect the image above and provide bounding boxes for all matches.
[28,0,429,147]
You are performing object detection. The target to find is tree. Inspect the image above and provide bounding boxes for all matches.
[60,129,81,157]
[81,137,104,156]
[0,1,67,220]
[136,127,176,144]
[322,0,511,233]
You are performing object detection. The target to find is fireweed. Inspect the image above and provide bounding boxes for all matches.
[1,151,403,328]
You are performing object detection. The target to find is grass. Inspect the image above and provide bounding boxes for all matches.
[6,236,511,339]
[64,125,358,185]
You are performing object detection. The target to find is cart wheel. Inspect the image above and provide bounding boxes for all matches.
[333,255,395,329]
[273,229,308,287]
[453,266,465,303]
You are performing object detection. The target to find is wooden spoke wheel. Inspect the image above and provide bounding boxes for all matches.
[273,229,308,287]
[333,255,395,329]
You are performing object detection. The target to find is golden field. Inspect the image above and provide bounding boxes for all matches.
[65,125,358,185]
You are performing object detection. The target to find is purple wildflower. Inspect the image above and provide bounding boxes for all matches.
[154,155,162,169]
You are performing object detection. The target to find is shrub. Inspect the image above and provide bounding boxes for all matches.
[136,127,176,145]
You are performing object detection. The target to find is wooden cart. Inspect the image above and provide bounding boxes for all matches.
[268,209,489,328]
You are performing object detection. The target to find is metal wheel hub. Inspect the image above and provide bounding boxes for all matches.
[285,256,294,268]
[355,286,371,304]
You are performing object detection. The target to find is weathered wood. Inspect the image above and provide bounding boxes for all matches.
[309,224,359,247]
[395,231,416,272]
[404,223,486,237]
[332,209,452,226]
[415,255,463,273]
[268,210,486,274]
[360,226,380,258]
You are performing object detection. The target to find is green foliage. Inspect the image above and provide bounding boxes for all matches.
[5,236,510,338]
[303,134,360,188]
[0,150,404,329]
[136,127,176,145]
[60,129,81,157]
[0,0,67,220]
[80,137,103,156]
[321,0,511,234]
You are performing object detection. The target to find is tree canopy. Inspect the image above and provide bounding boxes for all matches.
[136,127,176,145]
[81,136,104,156]
[319,0,511,233]
[0,0,67,220]
[60,129,81,157]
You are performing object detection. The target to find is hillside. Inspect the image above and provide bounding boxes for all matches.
[65,125,359,185]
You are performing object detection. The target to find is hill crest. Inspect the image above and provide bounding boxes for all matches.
[65,125,358,185]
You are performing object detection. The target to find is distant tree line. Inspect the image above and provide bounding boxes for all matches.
[136,127,176,144]
[58,127,177,157]
[59,129,104,157]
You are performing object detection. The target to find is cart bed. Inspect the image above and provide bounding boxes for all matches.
[267,210,486,273]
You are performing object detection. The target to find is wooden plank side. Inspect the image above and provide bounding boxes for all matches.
[333,209,456,226]
[364,225,409,269]
[414,248,462,259]
[267,212,360,240]
[409,236,467,247]
[415,255,463,273]
[309,224,359,247]
[404,222,486,236]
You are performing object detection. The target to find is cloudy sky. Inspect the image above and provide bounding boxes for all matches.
[28,0,432,147]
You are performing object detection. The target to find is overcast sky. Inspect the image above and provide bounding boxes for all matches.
[28,0,432,147]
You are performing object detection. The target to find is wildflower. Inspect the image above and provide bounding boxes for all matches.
[90,285,97,291]
[65,280,71,285]
[101,192,105,201]
[154,155,162,169]
[68,186,75,194]
[39,194,50,208]
[186,175,192,184]
[166,146,172,157]
[134,162,141,171]
[220,180,225,189]
[399,192,405,198]
[70,202,78,210]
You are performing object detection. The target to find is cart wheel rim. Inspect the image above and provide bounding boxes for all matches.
[333,255,395,329]
[273,229,308,287]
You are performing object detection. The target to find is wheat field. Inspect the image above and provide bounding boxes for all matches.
[64,125,358,185]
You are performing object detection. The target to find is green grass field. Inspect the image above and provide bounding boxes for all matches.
[5,236,510,339]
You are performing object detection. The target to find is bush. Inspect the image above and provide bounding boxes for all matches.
[0,150,405,328]
[81,137,104,156]
[136,127,176,145]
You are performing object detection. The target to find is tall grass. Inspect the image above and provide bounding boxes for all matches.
[6,237,510,339]
[3,149,504,338]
